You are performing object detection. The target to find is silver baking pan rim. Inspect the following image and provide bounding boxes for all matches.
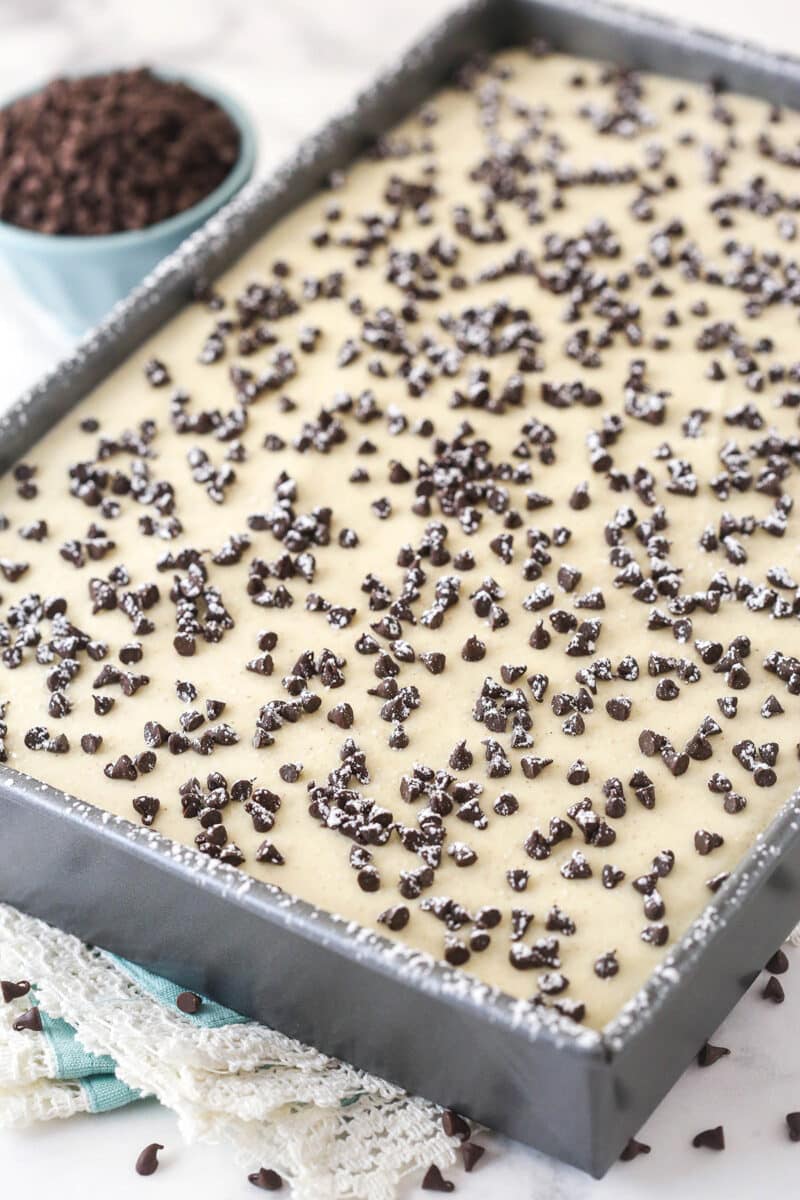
[3,0,800,1174]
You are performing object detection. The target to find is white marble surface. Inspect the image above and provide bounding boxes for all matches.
[1,0,800,1196]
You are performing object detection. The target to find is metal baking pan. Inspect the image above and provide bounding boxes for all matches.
[3,0,800,1177]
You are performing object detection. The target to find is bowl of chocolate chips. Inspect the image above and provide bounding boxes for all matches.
[0,67,256,332]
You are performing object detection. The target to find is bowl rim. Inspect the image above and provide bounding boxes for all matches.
[0,67,257,251]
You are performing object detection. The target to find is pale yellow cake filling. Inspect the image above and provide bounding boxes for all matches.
[1,48,799,1028]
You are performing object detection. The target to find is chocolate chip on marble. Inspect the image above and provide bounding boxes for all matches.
[421,1164,455,1192]
[620,1137,651,1161]
[692,1126,725,1151]
[135,1143,164,1176]
[765,949,789,975]
[461,1141,485,1172]
[763,976,785,1004]
[697,1042,730,1068]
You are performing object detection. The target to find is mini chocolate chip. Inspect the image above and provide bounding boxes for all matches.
[1,980,31,1003]
[786,1113,800,1142]
[378,905,409,932]
[602,864,625,889]
[606,696,632,721]
[706,872,729,892]
[135,1144,164,1176]
[421,1164,455,1192]
[132,795,160,826]
[357,866,380,892]
[444,937,470,967]
[420,651,446,674]
[763,976,785,1004]
[176,991,202,1014]
[247,1168,284,1190]
[493,791,518,816]
[461,1141,485,1172]
[327,703,354,729]
[694,829,724,855]
[692,1126,725,1151]
[766,949,789,974]
[697,1042,730,1068]
[12,1007,42,1032]
[594,950,619,978]
[441,1108,471,1141]
[255,841,285,866]
[461,635,486,662]
[620,1137,651,1161]
[449,740,473,770]
[566,759,590,785]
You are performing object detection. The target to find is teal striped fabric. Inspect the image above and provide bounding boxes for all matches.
[31,958,246,1114]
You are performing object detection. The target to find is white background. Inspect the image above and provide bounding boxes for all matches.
[1,1,799,1196]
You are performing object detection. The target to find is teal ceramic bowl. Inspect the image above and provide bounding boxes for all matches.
[0,72,256,334]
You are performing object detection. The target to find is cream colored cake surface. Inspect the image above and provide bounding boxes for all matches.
[2,47,800,1029]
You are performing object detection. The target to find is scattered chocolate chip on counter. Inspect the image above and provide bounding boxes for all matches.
[692,1125,725,1152]
[134,1142,164,1176]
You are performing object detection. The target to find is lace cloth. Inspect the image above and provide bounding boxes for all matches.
[0,903,457,1199]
